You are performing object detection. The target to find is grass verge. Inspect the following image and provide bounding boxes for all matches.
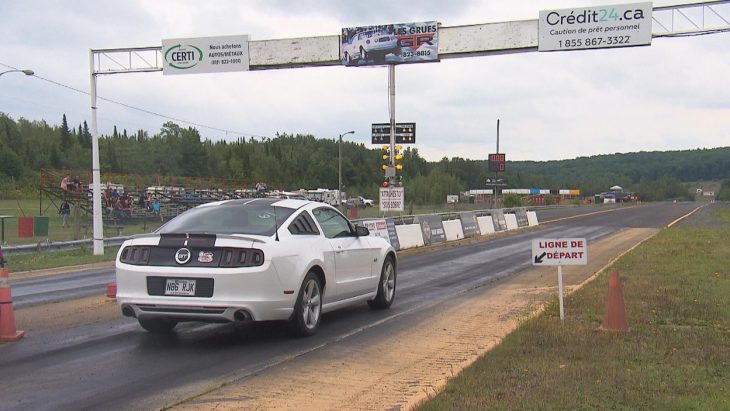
[418,214,730,410]
[3,246,118,273]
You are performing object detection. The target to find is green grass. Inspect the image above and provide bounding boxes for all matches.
[418,212,730,410]
[4,246,119,273]
[0,200,164,246]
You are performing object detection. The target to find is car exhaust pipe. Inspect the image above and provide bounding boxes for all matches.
[233,309,252,323]
[121,304,136,318]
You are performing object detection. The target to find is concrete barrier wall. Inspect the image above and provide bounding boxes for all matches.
[443,220,465,241]
[477,216,495,234]
[392,212,536,251]
[505,213,519,230]
[395,224,425,249]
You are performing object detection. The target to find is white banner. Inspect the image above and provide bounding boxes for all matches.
[539,2,652,52]
[162,35,249,75]
[361,219,390,241]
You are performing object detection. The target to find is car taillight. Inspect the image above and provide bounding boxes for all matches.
[219,248,264,268]
[120,246,151,265]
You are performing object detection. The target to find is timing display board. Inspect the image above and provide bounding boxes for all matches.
[488,153,506,172]
[372,123,416,144]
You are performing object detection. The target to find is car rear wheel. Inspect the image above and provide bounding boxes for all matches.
[138,317,178,333]
[368,255,396,309]
[290,272,322,337]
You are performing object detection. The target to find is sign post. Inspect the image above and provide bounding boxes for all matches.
[532,238,588,323]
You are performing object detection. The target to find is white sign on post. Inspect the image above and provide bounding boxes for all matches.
[538,2,652,52]
[532,238,588,323]
[532,238,588,266]
[379,187,404,212]
[162,35,250,75]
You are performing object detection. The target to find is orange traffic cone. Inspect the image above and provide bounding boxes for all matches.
[0,267,25,342]
[600,269,629,332]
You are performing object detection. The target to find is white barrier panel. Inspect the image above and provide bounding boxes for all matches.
[527,211,539,226]
[505,213,519,230]
[477,216,495,234]
[443,220,465,241]
[395,224,425,249]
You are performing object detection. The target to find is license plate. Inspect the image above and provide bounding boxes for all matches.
[164,278,196,296]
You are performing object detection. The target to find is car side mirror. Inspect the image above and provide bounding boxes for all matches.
[355,225,370,237]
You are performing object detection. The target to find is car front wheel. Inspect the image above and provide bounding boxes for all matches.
[138,317,178,333]
[290,272,323,337]
[368,255,396,309]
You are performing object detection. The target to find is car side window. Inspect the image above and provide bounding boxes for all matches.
[312,208,354,239]
[288,211,320,235]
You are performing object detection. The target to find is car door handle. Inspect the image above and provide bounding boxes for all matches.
[335,246,344,254]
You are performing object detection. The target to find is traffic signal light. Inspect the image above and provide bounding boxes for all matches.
[394,145,403,172]
[381,145,390,171]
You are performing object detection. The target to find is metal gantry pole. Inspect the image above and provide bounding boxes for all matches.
[388,64,396,205]
[89,50,104,255]
[388,65,396,171]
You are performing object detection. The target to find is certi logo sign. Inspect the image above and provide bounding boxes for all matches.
[532,238,587,266]
[161,35,249,75]
[164,44,203,70]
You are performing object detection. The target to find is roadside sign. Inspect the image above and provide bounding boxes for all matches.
[532,238,588,266]
[538,2,652,52]
[379,186,404,211]
[372,123,416,144]
[531,237,588,323]
[162,35,250,75]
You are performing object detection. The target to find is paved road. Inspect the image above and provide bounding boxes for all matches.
[0,202,701,411]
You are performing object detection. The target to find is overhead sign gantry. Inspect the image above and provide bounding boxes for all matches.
[87,1,730,254]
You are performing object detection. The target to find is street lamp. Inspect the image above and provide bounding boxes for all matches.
[0,69,34,77]
[338,130,355,210]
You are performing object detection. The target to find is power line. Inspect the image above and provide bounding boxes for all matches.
[0,61,271,140]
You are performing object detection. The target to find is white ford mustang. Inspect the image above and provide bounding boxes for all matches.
[115,198,397,336]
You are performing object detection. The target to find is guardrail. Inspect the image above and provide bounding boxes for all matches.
[1,204,580,256]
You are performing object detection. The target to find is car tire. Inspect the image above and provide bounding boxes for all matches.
[290,271,323,337]
[368,255,396,309]
[138,317,178,333]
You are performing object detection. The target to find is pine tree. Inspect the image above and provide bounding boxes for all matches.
[82,121,91,148]
[60,114,72,150]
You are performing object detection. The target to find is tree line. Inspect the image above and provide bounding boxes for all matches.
[2,113,729,203]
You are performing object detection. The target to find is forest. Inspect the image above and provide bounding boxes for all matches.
[2,113,730,203]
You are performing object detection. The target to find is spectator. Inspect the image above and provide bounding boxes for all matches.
[60,175,70,191]
[110,188,119,206]
[72,175,81,191]
[151,198,163,222]
[59,199,71,228]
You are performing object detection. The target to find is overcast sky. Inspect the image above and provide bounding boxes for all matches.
[1,0,729,162]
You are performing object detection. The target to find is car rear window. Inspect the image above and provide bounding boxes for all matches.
[157,202,295,236]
